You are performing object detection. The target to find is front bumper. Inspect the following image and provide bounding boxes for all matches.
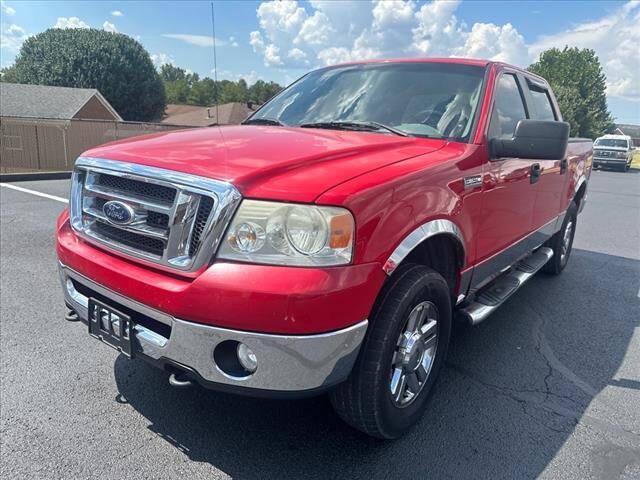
[593,157,628,167]
[59,263,368,396]
[56,212,384,334]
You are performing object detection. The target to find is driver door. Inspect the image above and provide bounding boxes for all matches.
[474,71,538,289]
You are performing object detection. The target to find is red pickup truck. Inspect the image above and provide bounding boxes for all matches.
[57,58,592,439]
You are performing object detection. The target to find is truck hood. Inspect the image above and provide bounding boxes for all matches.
[84,125,445,202]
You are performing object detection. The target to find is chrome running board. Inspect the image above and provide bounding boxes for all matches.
[459,247,553,326]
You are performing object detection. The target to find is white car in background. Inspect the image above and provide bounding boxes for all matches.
[593,134,634,172]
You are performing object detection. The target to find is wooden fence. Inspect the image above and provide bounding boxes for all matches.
[0,117,195,173]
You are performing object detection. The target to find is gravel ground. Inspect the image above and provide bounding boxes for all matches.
[1,169,639,479]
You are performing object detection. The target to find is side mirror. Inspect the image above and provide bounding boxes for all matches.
[490,119,570,160]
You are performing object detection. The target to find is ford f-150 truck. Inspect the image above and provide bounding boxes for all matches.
[593,134,634,171]
[57,58,592,439]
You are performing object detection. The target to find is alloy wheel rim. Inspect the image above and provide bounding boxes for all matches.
[561,220,573,263]
[389,301,439,408]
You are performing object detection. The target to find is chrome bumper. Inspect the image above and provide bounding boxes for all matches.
[59,263,367,394]
[593,157,627,164]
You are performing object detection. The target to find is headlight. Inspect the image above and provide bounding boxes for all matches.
[218,200,354,266]
[616,151,627,158]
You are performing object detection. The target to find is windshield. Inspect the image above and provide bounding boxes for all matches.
[251,62,486,141]
[595,138,628,148]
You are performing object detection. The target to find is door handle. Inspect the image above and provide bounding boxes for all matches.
[530,163,541,184]
[560,158,568,174]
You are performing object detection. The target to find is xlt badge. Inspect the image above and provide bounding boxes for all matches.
[463,175,482,189]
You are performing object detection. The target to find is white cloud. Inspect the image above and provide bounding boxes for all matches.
[287,47,307,61]
[229,36,239,47]
[217,69,261,86]
[240,71,260,85]
[151,53,175,67]
[111,10,124,17]
[102,21,118,33]
[317,47,353,66]
[249,0,640,103]
[162,34,227,47]
[286,47,309,67]
[249,30,283,66]
[296,11,332,46]
[412,0,464,56]
[54,17,90,29]
[249,30,265,52]
[1,23,28,54]
[373,0,415,29]
[264,44,282,66]
[456,22,528,65]
[529,0,640,100]
[257,0,307,42]
[7,24,24,35]
[1,1,15,16]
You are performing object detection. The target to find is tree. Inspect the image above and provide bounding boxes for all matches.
[9,28,166,121]
[248,80,283,106]
[156,62,283,108]
[0,66,18,82]
[160,64,186,83]
[528,47,614,138]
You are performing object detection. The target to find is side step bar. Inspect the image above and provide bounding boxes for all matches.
[458,247,553,326]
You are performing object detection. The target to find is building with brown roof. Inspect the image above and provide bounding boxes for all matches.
[0,82,122,121]
[615,124,640,147]
[162,103,257,127]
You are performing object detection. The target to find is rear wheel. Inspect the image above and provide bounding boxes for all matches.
[330,265,452,439]
[543,201,577,275]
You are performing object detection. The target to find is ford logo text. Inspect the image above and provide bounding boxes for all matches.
[103,201,135,225]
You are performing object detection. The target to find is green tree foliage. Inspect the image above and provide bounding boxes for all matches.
[8,28,165,121]
[528,47,614,138]
[0,66,18,82]
[160,63,283,107]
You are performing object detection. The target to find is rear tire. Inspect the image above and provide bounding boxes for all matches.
[330,265,452,439]
[543,201,577,275]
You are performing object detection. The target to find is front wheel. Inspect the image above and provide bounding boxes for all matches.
[543,201,577,275]
[330,265,452,439]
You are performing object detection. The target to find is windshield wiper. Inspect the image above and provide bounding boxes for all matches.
[242,117,286,126]
[299,121,409,137]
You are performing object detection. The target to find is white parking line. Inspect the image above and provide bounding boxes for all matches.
[0,183,68,204]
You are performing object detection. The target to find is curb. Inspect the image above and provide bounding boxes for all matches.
[0,171,72,182]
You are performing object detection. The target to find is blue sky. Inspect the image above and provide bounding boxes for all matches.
[1,0,638,122]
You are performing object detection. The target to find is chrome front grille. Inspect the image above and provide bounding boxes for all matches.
[96,174,177,203]
[70,157,242,272]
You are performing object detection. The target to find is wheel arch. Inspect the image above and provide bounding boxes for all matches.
[573,175,587,211]
[382,219,466,295]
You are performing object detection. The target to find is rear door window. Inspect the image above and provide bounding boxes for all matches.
[527,81,557,121]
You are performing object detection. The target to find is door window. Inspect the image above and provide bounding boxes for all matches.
[489,74,527,139]
[527,82,557,121]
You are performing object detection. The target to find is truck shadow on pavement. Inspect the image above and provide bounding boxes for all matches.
[114,248,640,480]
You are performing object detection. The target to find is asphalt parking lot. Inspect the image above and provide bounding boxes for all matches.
[1,169,639,479]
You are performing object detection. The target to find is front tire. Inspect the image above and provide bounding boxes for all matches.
[330,265,452,439]
[543,201,577,275]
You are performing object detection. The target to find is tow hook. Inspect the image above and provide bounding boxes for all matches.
[65,309,79,322]
[168,372,194,389]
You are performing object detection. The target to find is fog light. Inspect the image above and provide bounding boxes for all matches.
[237,343,258,373]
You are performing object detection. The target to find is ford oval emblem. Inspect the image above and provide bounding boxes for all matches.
[103,200,135,225]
